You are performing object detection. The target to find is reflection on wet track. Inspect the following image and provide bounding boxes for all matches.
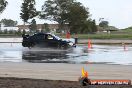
[22,50,69,63]
[0,43,132,65]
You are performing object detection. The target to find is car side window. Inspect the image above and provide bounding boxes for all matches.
[47,35,53,40]
[36,34,45,40]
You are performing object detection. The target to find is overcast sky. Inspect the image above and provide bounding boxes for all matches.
[0,0,132,29]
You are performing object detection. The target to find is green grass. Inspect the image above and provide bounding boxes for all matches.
[73,29,132,39]
[1,30,132,39]
[74,34,132,39]
[0,34,21,38]
[59,32,132,39]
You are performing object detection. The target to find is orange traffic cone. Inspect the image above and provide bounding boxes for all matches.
[88,39,92,49]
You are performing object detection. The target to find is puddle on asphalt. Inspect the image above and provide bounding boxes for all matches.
[0,43,132,65]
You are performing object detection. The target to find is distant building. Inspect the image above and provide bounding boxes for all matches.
[17,24,69,33]
[0,23,19,31]
[0,23,69,33]
[97,25,119,33]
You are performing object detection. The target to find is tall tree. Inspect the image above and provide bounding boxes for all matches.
[20,0,38,24]
[67,2,89,33]
[0,19,17,27]
[0,0,8,14]
[29,19,37,33]
[41,0,74,30]
[99,21,109,29]
[41,0,91,33]
[42,23,49,32]
[91,20,97,33]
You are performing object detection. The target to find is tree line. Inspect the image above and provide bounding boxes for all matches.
[1,0,98,34]
[0,19,18,27]
[0,29,23,36]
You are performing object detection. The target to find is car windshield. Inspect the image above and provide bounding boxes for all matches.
[51,34,61,40]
